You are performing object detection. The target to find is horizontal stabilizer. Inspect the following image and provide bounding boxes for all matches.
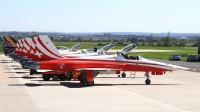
[36,69,53,72]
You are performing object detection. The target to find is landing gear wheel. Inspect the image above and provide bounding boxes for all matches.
[81,77,87,83]
[145,79,151,85]
[43,75,50,81]
[78,75,82,81]
[59,75,67,81]
[121,72,126,78]
[87,81,94,86]
[79,72,87,83]
[66,72,73,81]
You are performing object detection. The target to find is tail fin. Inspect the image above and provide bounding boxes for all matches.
[29,35,63,61]
[22,38,32,55]
[2,35,17,47]
[13,39,21,54]
[20,39,26,55]
[16,39,26,56]
[25,37,38,59]
[15,38,28,56]
[2,35,17,56]
[13,40,19,53]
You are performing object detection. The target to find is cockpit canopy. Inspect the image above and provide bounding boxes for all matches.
[56,46,68,50]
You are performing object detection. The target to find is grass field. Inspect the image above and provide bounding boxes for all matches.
[128,51,196,61]
[54,42,199,61]
[137,42,194,47]
[128,47,198,61]
[53,42,196,49]
[54,42,122,49]
[1,42,198,61]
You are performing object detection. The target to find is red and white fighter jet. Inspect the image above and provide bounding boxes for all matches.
[19,35,189,86]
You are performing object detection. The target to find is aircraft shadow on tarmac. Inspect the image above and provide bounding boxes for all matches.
[8,81,180,88]
[0,59,12,61]
[2,65,22,68]
[0,60,17,63]
[8,76,40,79]
[5,71,29,73]
[11,65,22,67]
[3,67,24,70]
[60,82,180,88]
[0,61,16,63]
[95,77,145,78]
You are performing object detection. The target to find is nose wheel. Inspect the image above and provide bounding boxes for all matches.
[87,81,94,86]
[145,78,151,85]
[121,72,126,78]
[145,72,151,85]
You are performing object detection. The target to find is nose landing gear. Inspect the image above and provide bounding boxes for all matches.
[145,78,151,85]
[145,72,151,85]
[121,72,126,78]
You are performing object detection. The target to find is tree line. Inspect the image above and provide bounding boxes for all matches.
[127,36,187,47]
[1,33,200,48]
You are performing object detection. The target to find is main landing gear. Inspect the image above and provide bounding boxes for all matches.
[78,71,94,86]
[59,75,67,81]
[42,75,50,81]
[145,72,151,85]
[42,73,68,81]
[87,81,94,86]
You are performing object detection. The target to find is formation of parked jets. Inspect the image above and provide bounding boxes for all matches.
[1,35,189,86]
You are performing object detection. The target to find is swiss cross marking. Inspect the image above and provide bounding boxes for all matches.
[35,51,42,58]
[30,50,34,54]
[23,49,27,54]
[57,63,65,69]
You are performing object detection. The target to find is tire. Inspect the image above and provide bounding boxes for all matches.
[80,72,87,83]
[66,72,73,81]
[81,77,87,83]
[145,79,151,85]
[59,75,67,81]
[43,75,50,81]
[78,75,82,81]
[87,81,94,86]
[121,72,126,78]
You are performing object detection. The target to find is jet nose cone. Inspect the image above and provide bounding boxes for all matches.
[169,64,189,71]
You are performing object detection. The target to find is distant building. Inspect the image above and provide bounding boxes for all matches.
[180,37,189,41]
[53,35,68,40]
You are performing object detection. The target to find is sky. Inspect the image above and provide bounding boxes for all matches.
[0,0,200,33]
